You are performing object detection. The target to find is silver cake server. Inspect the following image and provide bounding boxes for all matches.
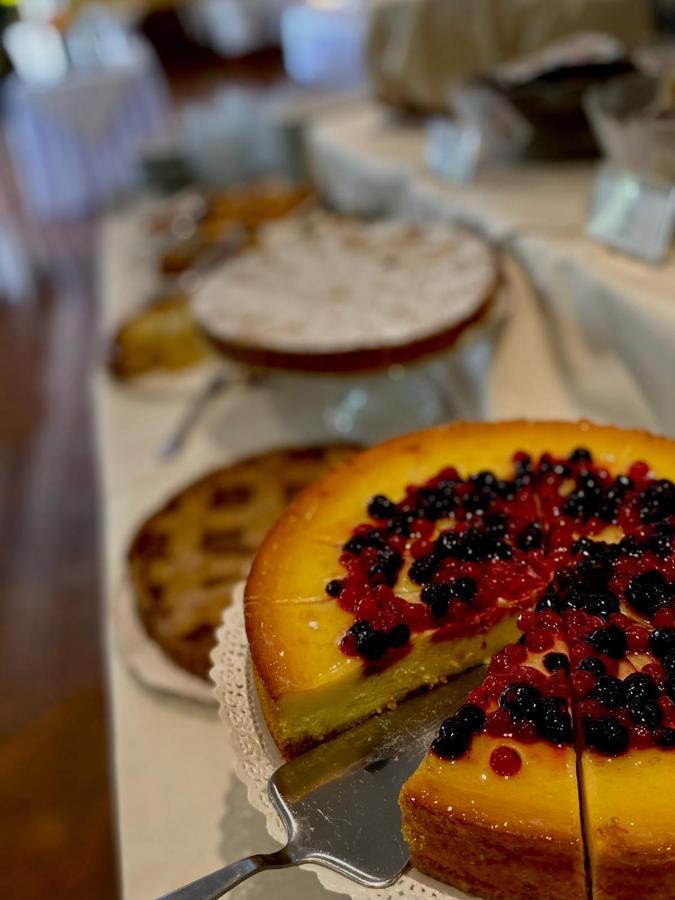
[157,666,485,899]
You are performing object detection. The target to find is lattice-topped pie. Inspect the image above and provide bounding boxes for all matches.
[129,444,358,679]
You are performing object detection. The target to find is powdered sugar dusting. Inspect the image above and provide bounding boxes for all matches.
[193,213,496,355]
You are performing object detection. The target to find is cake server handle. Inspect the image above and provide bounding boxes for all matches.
[158,372,230,462]
[156,846,297,900]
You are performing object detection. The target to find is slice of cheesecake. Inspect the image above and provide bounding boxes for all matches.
[400,620,586,900]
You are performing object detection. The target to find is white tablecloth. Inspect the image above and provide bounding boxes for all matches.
[4,39,170,220]
[307,101,675,436]
[98,195,584,898]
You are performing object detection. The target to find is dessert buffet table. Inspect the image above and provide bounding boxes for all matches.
[99,162,669,894]
[307,101,675,436]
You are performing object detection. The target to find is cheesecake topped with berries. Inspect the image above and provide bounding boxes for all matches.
[245,420,675,899]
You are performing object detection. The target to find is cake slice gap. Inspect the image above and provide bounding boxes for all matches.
[564,523,675,900]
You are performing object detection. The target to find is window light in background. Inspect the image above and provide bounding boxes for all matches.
[281,0,367,86]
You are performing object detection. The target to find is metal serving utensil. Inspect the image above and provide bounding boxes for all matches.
[158,667,485,899]
[158,369,267,461]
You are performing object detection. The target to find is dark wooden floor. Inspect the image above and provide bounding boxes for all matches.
[0,221,117,899]
[0,41,284,899]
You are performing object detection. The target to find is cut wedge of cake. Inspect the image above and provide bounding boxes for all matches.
[400,621,585,900]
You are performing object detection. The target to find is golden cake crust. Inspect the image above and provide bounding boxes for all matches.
[400,734,586,900]
[402,799,584,900]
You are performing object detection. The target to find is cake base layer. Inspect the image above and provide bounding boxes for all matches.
[400,739,586,900]
[408,842,583,900]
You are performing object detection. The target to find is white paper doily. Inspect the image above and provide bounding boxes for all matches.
[211,585,473,900]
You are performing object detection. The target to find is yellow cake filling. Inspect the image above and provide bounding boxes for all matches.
[254,611,519,754]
